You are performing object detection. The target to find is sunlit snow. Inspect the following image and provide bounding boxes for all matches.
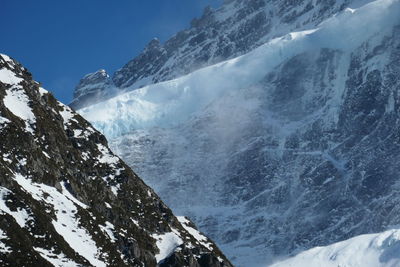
[0,228,11,254]
[14,174,106,267]
[79,0,400,140]
[3,88,36,134]
[0,186,32,228]
[34,247,80,267]
[177,216,213,250]
[0,64,23,85]
[152,231,183,263]
[270,229,400,267]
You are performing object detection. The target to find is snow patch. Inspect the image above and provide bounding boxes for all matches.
[0,54,13,64]
[38,87,49,96]
[94,144,122,196]
[3,87,36,133]
[42,151,50,159]
[73,129,82,137]
[96,143,119,165]
[34,247,79,267]
[2,153,12,164]
[13,174,106,267]
[177,216,213,250]
[0,116,10,129]
[60,181,88,209]
[131,218,140,227]
[152,231,183,263]
[81,151,90,161]
[59,105,78,130]
[0,68,23,85]
[99,221,117,243]
[0,186,32,228]
[110,185,120,196]
[270,228,400,267]
[0,228,11,254]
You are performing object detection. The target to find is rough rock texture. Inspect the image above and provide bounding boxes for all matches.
[77,1,400,266]
[70,69,117,110]
[0,54,232,267]
[70,0,357,109]
[112,24,400,266]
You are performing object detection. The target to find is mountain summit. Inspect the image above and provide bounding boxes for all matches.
[70,0,360,110]
[0,54,232,267]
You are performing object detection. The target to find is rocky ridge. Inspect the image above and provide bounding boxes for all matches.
[70,0,359,110]
[0,54,232,267]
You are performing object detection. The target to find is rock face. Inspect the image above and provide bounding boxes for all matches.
[78,1,400,266]
[70,0,357,109]
[69,69,117,110]
[0,54,232,267]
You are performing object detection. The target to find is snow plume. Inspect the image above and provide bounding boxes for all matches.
[79,0,400,139]
[82,0,400,206]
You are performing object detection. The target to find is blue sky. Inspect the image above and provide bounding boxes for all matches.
[1,0,222,103]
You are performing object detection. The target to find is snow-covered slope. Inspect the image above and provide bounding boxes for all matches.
[79,0,400,266]
[0,54,232,267]
[80,0,398,137]
[70,0,363,109]
[270,229,400,267]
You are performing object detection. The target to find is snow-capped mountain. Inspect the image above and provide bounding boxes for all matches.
[0,54,232,267]
[77,0,400,266]
[70,0,363,110]
[71,69,118,111]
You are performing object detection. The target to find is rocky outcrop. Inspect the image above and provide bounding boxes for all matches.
[69,69,117,110]
[0,54,232,267]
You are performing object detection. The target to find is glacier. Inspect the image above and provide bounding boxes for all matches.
[80,0,399,138]
[71,0,366,108]
[79,0,400,266]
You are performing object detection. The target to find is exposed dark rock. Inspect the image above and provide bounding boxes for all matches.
[0,54,233,267]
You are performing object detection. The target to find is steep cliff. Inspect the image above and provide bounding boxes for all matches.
[0,54,232,267]
[78,0,400,266]
[70,0,359,109]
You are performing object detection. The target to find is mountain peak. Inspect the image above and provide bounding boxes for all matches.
[146,38,161,48]
[70,69,117,110]
[76,69,111,94]
[71,0,359,110]
[0,55,233,266]
[0,54,31,85]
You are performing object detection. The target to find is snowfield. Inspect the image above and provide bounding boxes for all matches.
[270,229,400,267]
